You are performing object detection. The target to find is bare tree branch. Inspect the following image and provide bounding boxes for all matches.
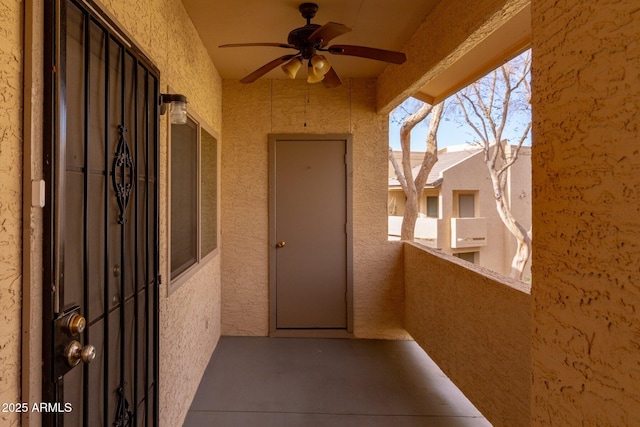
[452,51,532,279]
[389,147,408,193]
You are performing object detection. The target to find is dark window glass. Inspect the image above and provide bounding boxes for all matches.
[458,194,475,218]
[426,196,438,218]
[170,116,198,279]
[201,128,217,257]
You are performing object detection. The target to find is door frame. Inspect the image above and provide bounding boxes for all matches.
[268,134,354,338]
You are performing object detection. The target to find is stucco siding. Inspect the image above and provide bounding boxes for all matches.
[531,1,640,425]
[405,242,531,426]
[221,79,408,339]
[0,0,24,425]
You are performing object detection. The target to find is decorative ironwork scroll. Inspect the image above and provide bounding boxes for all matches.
[113,386,132,427]
[111,125,135,224]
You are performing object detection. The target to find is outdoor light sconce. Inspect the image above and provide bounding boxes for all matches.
[160,93,188,125]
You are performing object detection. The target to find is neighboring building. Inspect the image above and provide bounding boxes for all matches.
[388,144,532,279]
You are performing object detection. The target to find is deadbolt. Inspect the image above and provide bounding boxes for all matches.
[65,313,86,336]
[276,241,286,248]
[65,340,96,367]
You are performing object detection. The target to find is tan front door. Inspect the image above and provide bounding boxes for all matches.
[270,136,352,331]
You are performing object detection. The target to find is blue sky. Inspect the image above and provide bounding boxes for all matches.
[388,114,480,150]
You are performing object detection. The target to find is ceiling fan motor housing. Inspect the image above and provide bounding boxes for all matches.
[288,25,321,59]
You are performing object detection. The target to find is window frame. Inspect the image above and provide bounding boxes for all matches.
[167,105,220,295]
[454,191,478,218]
[426,195,439,219]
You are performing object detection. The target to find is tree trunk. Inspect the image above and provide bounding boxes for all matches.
[393,102,444,241]
[401,194,419,240]
[489,167,531,280]
[510,239,531,280]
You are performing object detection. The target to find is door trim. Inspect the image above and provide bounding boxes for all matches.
[268,134,353,338]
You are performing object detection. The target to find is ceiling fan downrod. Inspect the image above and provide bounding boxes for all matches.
[299,3,319,25]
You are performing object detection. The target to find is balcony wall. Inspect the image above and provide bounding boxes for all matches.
[450,217,488,248]
[404,242,531,427]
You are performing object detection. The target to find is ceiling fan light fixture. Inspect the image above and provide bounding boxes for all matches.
[310,54,331,76]
[307,62,324,84]
[282,57,303,79]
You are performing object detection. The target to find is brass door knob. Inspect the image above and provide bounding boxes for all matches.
[65,313,86,336]
[276,241,286,248]
[65,340,96,367]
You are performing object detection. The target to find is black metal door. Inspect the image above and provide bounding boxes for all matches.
[43,0,159,425]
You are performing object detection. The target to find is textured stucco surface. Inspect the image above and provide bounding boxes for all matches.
[404,243,531,426]
[531,1,640,425]
[376,0,529,113]
[1,0,24,425]
[222,79,408,339]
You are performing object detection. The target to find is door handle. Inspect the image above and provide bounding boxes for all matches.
[276,241,286,248]
[65,340,96,367]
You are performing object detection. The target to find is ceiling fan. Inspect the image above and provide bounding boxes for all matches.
[219,2,407,88]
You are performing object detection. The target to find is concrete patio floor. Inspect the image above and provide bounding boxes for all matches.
[183,336,492,426]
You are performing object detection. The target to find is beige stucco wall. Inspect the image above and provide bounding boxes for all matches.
[1,0,25,425]
[531,1,640,425]
[221,79,408,339]
[404,242,531,426]
[11,1,223,426]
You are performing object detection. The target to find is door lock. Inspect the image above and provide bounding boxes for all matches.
[54,306,96,376]
[65,340,96,367]
[65,313,86,336]
[276,241,286,248]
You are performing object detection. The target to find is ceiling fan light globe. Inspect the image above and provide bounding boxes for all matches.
[307,65,324,84]
[282,57,302,79]
[311,54,331,75]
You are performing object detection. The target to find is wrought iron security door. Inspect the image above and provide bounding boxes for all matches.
[43,0,159,425]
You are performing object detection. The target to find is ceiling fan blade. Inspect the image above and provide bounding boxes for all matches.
[328,45,406,64]
[240,54,298,83]
[219,42,296,49]
[322,67,342,88]
[308,22,352,46]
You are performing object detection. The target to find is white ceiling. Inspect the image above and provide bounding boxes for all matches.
[182,0,441,81]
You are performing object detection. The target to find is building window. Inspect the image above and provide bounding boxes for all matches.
[457,193,476,218]
[455,252,478,264]
[169,113,219,291]
[426,196,439,218]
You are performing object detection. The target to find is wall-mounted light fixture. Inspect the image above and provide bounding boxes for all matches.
[160,93,188,125]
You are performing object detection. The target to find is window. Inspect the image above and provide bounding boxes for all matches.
[458,193,476,218]
[169,112,219,291]
[426,196,439,218]
[455,252,478,264]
